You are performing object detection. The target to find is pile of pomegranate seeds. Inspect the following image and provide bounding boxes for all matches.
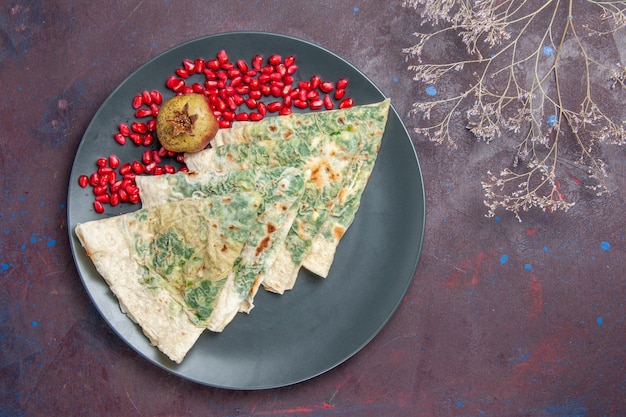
[78,50,353,214]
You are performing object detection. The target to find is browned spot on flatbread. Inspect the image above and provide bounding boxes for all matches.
[337,188,349,204]
[255,223,277,256]
[268,124,279,133]
[333,225,346,240]
[282,128,294,139]
[310,159,340,188]
[221,244,228,252]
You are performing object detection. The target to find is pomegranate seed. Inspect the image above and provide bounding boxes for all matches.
[206,59,220,71]
[249,112,263,121]
[283,94,292,108]
[284,56,295,67]
[334,88,346,100]
[93,200,105,213]
[129,193,141,204]
[150,103,159,117]
[294,99,308,109]
[298,81,310,90]
[164,164,176,174]
[144,162,157,174]
[93,185,107,196]
[257,102,267,116]
[219,119,232,129]
[108,154,120,169]
[307,90,320,100]
[175,154,185,163]
[132,161,144,174]
[131,122,148,134]
[119,163,132,175]
[165,76,178,89]
[118,189,129,202]
[223,110,235,121]
[142,149,153,165]
[310,75,321,90]
[192,82,204,93]
[142,134,154,147]
[157,147,168,158]
[323,94,334,110]
[147,119,156,132]
[89,173,100,187]
[182,86,193,95]
[182,58,195,73]
[172,79,186,92]
[268,54,282,66]
[96,157,108,168]
[236,59,248,73]
[132,95,143,110]
[309,99,324,110]
[286,64,298,75]
[320,81,334,93]
[175,68,189,79]
[270,85,282,97]
[336,78,349,90]
[235,112,249,121]
[95,194,110,204]
[78,175,89,188]
[118,123,131,136]
[283,75,294,85]
[249,90,262,100]
[130,133,142,145]
[135,108,152,118]
[267,101,283,113]
[230,76,243,88]
[178,166,189,173]
[217,50,229,64]
[195,58,205,71]
[110,192,120,206]
[339,97,354,109]
[154,167,165,176]
[141,90,152,105]
[152,150,162,164]
[150,90,163,104]
[252,54,263,70]
[279,107,292,116]
[111,180,122,193]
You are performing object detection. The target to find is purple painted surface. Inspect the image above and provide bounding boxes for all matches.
[1,1,625,416]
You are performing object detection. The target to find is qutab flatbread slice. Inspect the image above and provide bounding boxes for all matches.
[136,166,307,330]
[75,192,261,363]
[188,99,391,288]
[185,133,343,294]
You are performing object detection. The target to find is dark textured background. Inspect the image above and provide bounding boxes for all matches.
[1,1,624,416]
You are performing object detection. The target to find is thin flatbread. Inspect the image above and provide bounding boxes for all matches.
[186,99,390,291]
[136,166,307,326]
[75,193,262,363]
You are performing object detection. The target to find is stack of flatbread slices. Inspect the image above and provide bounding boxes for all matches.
[75,99,390,363]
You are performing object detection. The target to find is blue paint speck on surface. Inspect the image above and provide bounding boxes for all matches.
[456,401,462,407]
[392,76,398,83]
[495,216,501,222]
[544,246,549,252]
[425,85,437,96]
[353,6,359,15]
[32,321,38,327]
[500,254,509,264]
[600,241,611,251]
[547,114,558,126]
[1,263,11,271]
[47,239,56,247]
[543,45,555,56]
[597,317,603,326]
[30,237,37,243]
[524,263,532,271]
